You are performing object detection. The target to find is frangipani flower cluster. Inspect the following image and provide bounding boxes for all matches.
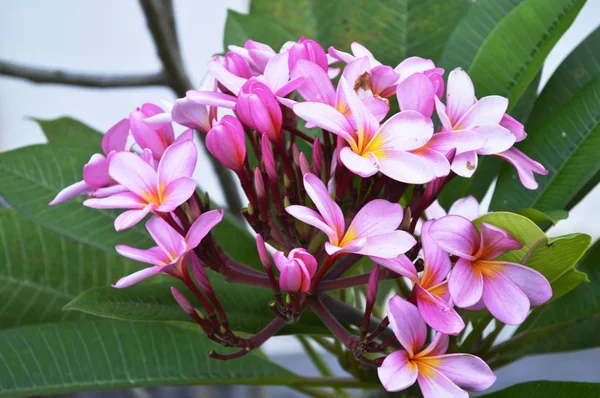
[50,37,552,397]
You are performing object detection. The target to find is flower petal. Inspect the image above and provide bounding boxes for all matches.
[448,258,484,308]
[378,150,437,184]
[102,118,130,154]
[156,177,197,212]
[114,203,155,231]
[83,192,146,209]
[377,350,418,392]
[430,215,480,259]
[448,195,480,220]
[303,173,345,238]
[113,265,162,288]
[416,285,465,335]
[49,180,91,206]
[478,223,522,260]
[418,332,449,358]
[495,147,548,190]
[481,265,530,324]
[451,150,478,178]
[395,56,436,82]
[186,209,224,249]
[347,199,404,239]
[354,230,417,258]
[428,353,496,392]
[186,90,237,109]
[445,68,476,125]
[293,102,355,143]
[208,60,246,95]
[109,152,158,201]
[457,96,508,130]
[417,366,468,398]
[115,245,169,266]
[420,220,451,288]
[339,147,379,178]
[387,295,427,355]
[377,110,434,151]
[291,59,336,105]
[157,140,198,187]
[490,261,552,306]
[146,216,186,259]
[285,205,337,242]
[426,131,486,155]
[474,125,515,155]
[396,73,435,117]
[500,113,527,142]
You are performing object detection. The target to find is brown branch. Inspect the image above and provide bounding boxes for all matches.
[139,0,243,217]
[0,60,166,88]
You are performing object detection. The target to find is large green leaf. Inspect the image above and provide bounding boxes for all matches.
[224,10,299,51]
[468,0,585,109]
[0,319,298,397]
[0,209,142,328]
[527,27,600,130]
[491,75,600,212]
[65,277,327,335]
[233,0,470,64]
[487,240,600,366]
[36,117,103,151]
[482,381,600,397]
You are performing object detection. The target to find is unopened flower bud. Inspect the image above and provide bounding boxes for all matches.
[171,97,211,133]
[274,248,317,293]
[288,37,328,72]
[292,143,300,166]
[236,79,282,142]
[206,115,246,174]
[220,52,251,79]
[261,133,278,183]
[254,167,266,200]
[299,153,310,176]
[366,266,380,315]
[312,138,322,177]
[171,286,195,316]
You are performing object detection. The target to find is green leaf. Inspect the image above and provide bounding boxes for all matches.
[241,0,470,64]
[35,117,103,151]
[482,381,600,397]
[487,239,600,366]
[65,277,327,335]
[515,208,568,230]
[491,75,600,212]
[0,319,297,397]
[439,0,524,71]
[223,10,299,50]
[527,27,600,130]
[467,0,585,110]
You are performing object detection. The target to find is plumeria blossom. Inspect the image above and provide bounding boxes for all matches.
[295,78,450,184]
[425,195,481,221]
[378,296,496,396]
[430,216,552,324]
[409,221,464,335]
[286,173,416,271]
[435,68,516,177]
[206,115,247,174]
[273,248,318,293]
[114,210,223,288]
[84,140,198,231]
[49,118,130,205]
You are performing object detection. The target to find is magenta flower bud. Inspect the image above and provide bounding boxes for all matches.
[256,234,273,273]
[366,265,380,314]
[206,115,246,174]
[171,286,195,316]
[129,103,175,160]
[312,138,323,177]
[299,153,310,176]
[190,253,215,297]
[171,97,211,133]
[236,79,282,142]
[292,143,300,166]
[273,248,317,293]
[254,167,266,200]
[288,37,328,72]
[261,133,278,183]
[220,52,252,79]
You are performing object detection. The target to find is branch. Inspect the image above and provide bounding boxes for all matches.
[0,60,166,88]
[139,0,244,217]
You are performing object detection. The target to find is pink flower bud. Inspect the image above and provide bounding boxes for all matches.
[130,103,175,160]
[299,152,310,176]
[256,234,273,273]
[292,143,300,166]
[171,97,211,133]
[171,286,195,316]
[288,37,328,72]
[254,167,266,200]
[273,248,317,293]
[312,138,322,177]
[366,266,380,314]
[500,114,527,142]
[190,252,215,297]
[219,52,252,79]
[261,133,278,183]
[206,115,246,174]
[236,79,282,142]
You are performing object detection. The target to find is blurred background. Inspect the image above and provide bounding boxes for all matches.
[0,1,599,396]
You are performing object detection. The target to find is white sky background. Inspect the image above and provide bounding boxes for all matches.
[0,0,599,387]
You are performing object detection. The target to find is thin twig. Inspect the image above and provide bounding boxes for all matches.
[0,60,166,88]
[139,0,243,216]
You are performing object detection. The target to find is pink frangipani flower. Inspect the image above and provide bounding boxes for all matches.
[410,220,465,335]
[273,248,318,293]
[378,296,496,396]
[84,140,198,231]
[435,68,515,177]
[130,103,178,160]
[113,210,223,288]
[49,118,130,205]
[294,78,450,184]
[425,195,481,221]
[430,216,552,324]
[206,115,247,174]
[286,173,416,275]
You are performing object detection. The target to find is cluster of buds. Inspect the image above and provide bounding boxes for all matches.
[51,37,552,397]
